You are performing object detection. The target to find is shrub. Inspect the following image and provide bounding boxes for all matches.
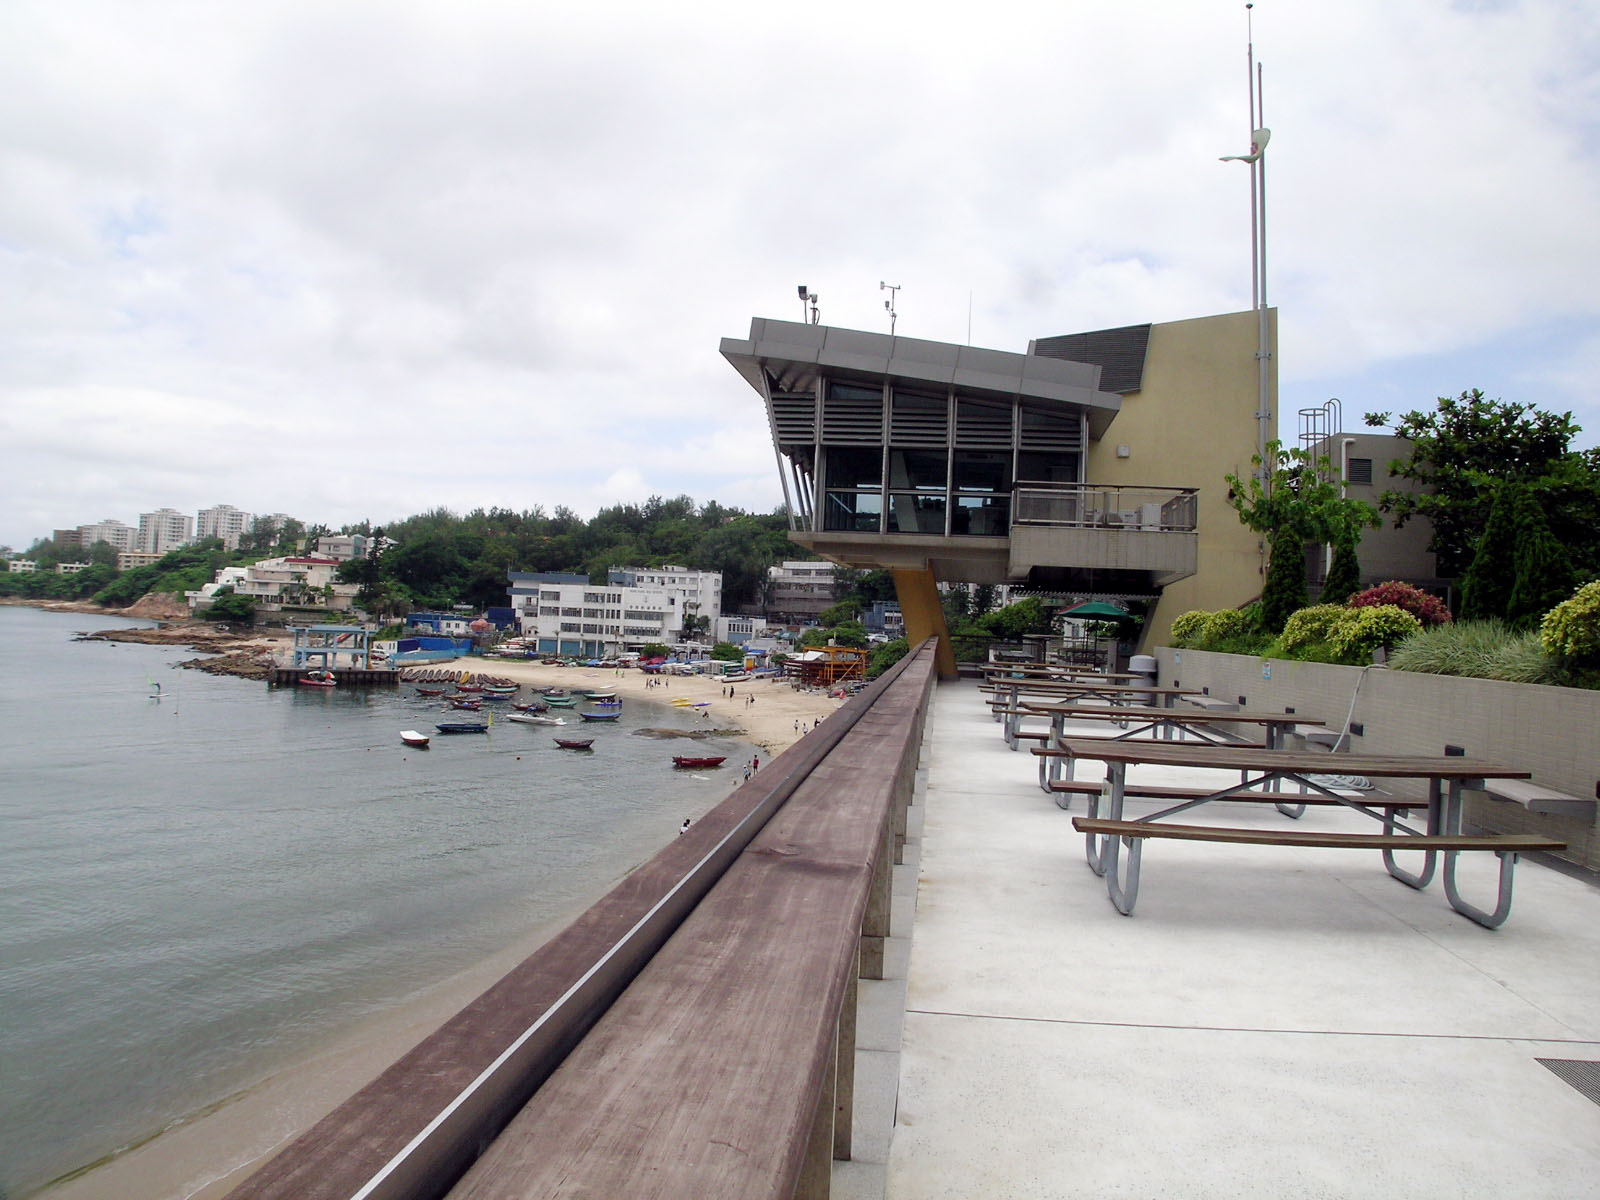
[1279,605,1348,654]
[1328,604,1422,661]
[1349,581,1451,627]
[1507,487,1577,630]
[1388,620,1553,684]
[1540,580,1600,665]
[866,637,909,678]
[1169,610,1209,647]
[1201,608,1255,645]
[1458,482,1518,621]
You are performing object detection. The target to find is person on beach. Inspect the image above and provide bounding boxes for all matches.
[679,818,691,835]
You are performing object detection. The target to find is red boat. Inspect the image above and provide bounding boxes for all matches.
[672,755,727,769]
[554,738,594,750]
[450,699,482,711]
[298,671,337,688]
[455,684,484,693]
[416,687,446,696]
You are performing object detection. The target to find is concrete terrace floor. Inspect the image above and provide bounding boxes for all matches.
[881,677,1600,1199]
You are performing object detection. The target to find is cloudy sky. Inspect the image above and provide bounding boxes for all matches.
[3,1,1597,550]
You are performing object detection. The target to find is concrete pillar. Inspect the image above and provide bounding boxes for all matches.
[891,567,958,678]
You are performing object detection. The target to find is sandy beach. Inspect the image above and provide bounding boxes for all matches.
[41,660,841,1200]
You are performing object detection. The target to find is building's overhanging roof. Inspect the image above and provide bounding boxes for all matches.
[720,319,1123,440]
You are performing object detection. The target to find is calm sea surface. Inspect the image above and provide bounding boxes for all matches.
[0,607,751,1198]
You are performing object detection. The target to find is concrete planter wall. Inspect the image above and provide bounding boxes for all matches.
[1155,647,1600,872]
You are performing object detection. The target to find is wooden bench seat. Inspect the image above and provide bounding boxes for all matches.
[1072,818,1563,852]
[1481,779,1597,819]
[1070,817,1565,929]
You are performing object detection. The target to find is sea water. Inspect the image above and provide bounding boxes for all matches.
[0,607,750,1197]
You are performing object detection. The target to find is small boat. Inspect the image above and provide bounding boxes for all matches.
[401,729,431,748]
[436,722,489,734]
[482,684,519,694]
[578,710,621,722]
[478,692,511,702]
[416,687,446,697]
[554,737,594,750]
[450,699,482,711]
[673,755,727,769]
[298,671,337,688]
[546,695,579,708]
[512,701,549,713]
[576,688,617,700]
[508,712,565,726]
[540,687,568,697]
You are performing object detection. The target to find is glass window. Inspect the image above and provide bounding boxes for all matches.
[951,494,1010,536]
[887,448,947,491]
[887,494,948,534]
[1016,451,1080,484]
[953,450,1011,493]
[823,490,884,532]
[823,446,883,491]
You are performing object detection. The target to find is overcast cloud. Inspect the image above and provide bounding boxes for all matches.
[3,0,1597,549]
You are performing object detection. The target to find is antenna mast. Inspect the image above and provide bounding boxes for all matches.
[879,281,900,335]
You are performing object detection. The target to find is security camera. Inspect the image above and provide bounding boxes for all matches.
[798,284,808,299]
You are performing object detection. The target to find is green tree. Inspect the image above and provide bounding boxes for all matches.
[818,600,860,627]
[1320,536,1361,605]
[1507,486,1577,630]
[709,641,743,661]
[1367,390,1600,578]
[1457,483,1520,622]
[1226,441,1380,633]
[204,588,257,625]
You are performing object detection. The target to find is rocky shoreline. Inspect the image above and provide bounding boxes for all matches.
[73,622,288,681]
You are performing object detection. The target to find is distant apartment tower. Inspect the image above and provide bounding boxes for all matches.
[765,560,838,624]
[196,504,253,550]
[77,519,138,552]
[137,508,195,555]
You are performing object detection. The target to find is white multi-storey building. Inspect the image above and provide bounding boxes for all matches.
[766,560,838,624]
[77,519,138,552]
[509,570,708,657]
[196,504,253,550]
[714,614,769,645]
[314,534,369,562]
[188,556,357,612]
[607,566,722,629]
[137,508,194,555]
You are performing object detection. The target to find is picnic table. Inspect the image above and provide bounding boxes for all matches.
[1020,702,1321,790]
[1053,738,1561,929]
[988,683,1203,742]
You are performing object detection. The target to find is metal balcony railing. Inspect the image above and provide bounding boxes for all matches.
[1012,484,1198,533]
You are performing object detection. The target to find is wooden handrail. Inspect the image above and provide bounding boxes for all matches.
[226,642,937,1200]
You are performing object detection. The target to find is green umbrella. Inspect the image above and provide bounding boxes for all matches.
[1060,601,1136,621]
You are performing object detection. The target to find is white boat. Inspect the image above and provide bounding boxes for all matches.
[400,729,431,748]
[507,712,566,726]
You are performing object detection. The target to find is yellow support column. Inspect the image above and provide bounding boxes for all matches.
[891,567,958,678]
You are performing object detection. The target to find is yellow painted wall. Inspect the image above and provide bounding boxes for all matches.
[1082,308,1277,647]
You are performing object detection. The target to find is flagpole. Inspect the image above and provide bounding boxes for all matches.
[1247,4,1259,311]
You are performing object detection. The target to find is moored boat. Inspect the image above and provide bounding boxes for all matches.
[416,687,446,697]
[554,737,594,750]
[546,695,579,708]
[481,684,519,694]
[450,699,482,711]
[401,729,431,748]
[578,710,620,722]
[435,722,489,734]
[512,701,549,713]
[672,755,727,769]
[507,712,565,726]
[298,671,337,688]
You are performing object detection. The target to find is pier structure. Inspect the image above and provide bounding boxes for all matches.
[269,625,398,686]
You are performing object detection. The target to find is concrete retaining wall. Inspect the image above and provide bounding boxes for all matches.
[1156,647,1600,872]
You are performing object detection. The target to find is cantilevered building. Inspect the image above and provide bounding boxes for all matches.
[721,310,1275,674]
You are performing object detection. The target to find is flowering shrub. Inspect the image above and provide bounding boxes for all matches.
[1349,580,1452,627]
[1328,604,1422,660]
[1169,610,1209,647]
[1539,580,1600,664]
[1279,605,1349,653]
[1201,608,1255,644]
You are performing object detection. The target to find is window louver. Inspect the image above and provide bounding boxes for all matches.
[822,385,885,445]
[1020,407,1082,452]
[771,393,817,445]
[955,398,1012,449]
[890,392,948,447]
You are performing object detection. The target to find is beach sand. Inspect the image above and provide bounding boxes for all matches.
[41,664,841,1200]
